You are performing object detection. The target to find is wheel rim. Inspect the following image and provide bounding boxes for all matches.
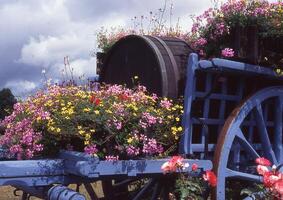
[213,86,283,199]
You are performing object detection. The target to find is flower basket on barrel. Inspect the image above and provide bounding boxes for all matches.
[229,24,283,67]
[189,0,283,71]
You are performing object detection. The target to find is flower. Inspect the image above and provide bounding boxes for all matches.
[161,156,186,173]
[256,157,272,166]
[274,180,283,195]
[192,163,198,171]
[257,165,269,175]
[203,171,217,187]
[84,144,98,155]
[221,48,234,58]
[105,155,119,161]
[1,84,182,160]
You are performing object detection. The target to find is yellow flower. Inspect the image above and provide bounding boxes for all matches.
[177,127,183,132]
[77,126,82,129]
[85,133,91,140]
[84,140,90,145]
[127,137,133,144]
[90,129,95,133]
[56,128,61,133]
[134,75,139,79]
[83,108,91,112]
[175,117,180,122]
[79,130,85,135]
[94,110,100,115]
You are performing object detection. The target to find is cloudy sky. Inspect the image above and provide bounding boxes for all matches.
[4,0,277,98]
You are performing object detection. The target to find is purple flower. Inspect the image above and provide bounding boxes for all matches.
[84,144,98,155]
[126,145,140,156]
[105,155,119,161]
[221,48,234,58]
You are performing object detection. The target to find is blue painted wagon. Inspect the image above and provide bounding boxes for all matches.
[1,39,283,199]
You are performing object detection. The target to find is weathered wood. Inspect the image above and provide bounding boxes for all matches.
[100,35,193,98]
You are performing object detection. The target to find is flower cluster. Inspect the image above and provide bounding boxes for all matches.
[0,84,183,160]
[161,156,189,173]
[188,0,283,66]
[161,156,216,199]
[255,157,283,197]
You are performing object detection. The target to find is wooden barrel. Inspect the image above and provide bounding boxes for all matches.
[99,35,193,98]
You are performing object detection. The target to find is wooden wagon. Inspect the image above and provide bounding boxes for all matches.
[0,35,282,199]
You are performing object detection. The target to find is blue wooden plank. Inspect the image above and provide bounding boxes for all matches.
[0,159,64,178]
[64,159,212,178]
[0,175,66,186]
[195,92,240,101]
[212,58,281,78]
[180,53,199,155]
[217,77,227,134]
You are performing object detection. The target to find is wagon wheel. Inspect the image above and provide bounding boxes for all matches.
[213,86,283,199]
[101,175,176,200]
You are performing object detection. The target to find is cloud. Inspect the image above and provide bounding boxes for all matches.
[0,0,227,97]
[4,80,36,98]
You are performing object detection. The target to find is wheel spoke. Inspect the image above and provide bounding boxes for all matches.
[225,168,262,183]
[132,178,156,200]
[83,183,99,200]
[254,104,277,164]
[150,181,161,200]
[235,129,260,159]
[274,96,283,163]
[113,178,135,188]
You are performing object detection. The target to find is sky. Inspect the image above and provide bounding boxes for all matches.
[0,0,275,98]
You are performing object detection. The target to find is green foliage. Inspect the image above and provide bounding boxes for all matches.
[0,88,16,120]
[174,175,206,200]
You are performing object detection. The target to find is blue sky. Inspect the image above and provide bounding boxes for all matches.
[0,0,276,97]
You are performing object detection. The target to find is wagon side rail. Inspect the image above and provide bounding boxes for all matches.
[179,53,282,156]
[59,150,212,178]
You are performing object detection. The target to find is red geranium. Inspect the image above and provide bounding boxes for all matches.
[161,156,185,173]
[89,95,95,103]
[255,157,272,166]
[263,171,280,188]
[274,179,283,196]
[119,94,129,101]
[257,165,269,175]
[94,98,101,106]
[192,163,198,171]
[203,170,217,187]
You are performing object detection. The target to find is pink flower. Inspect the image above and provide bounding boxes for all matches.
[161,156,185,173]
[257,165,269,175]
[221,48,234,58]
[256,157,272,166]
[160,99,172,109]
[274,180,283,195]
[203,171,217,187]
[192,163,198,171]
[84,144,98,155]
[105,155,119,161]
[263,171,280,187]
